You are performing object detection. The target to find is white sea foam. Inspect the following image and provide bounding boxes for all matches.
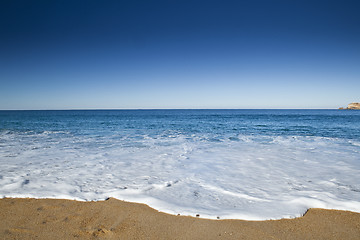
[0,131,360,220]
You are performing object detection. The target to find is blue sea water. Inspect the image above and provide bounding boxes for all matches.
[0,109,360,219]
[1,109,359,139]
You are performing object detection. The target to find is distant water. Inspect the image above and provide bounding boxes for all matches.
[1,109,360,220]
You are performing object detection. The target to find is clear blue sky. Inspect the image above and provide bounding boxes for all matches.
[1,0,359,109]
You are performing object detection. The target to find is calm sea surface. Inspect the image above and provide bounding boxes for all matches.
[1,110,359,219]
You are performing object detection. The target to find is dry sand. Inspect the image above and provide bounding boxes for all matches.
[1,198,360,239]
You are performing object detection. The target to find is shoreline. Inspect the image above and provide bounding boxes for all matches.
[1,198,360,239]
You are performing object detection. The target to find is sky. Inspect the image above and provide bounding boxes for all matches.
[1,0,359,109]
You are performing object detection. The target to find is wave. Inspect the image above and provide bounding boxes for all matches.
[0,131,359,220]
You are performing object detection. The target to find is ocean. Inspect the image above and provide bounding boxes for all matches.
[0,109,359,220]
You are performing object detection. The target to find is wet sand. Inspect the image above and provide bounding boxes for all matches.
[1,198,359,239]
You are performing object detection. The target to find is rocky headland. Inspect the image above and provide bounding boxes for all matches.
[339,102,360,110]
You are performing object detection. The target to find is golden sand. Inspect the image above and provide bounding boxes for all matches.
[1,198,360,239]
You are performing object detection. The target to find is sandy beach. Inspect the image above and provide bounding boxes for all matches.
[0,198,359,239]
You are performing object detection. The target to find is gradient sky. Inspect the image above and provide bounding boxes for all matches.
[1,0,359,109]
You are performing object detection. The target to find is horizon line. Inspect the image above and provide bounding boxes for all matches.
[0,108,339,111]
